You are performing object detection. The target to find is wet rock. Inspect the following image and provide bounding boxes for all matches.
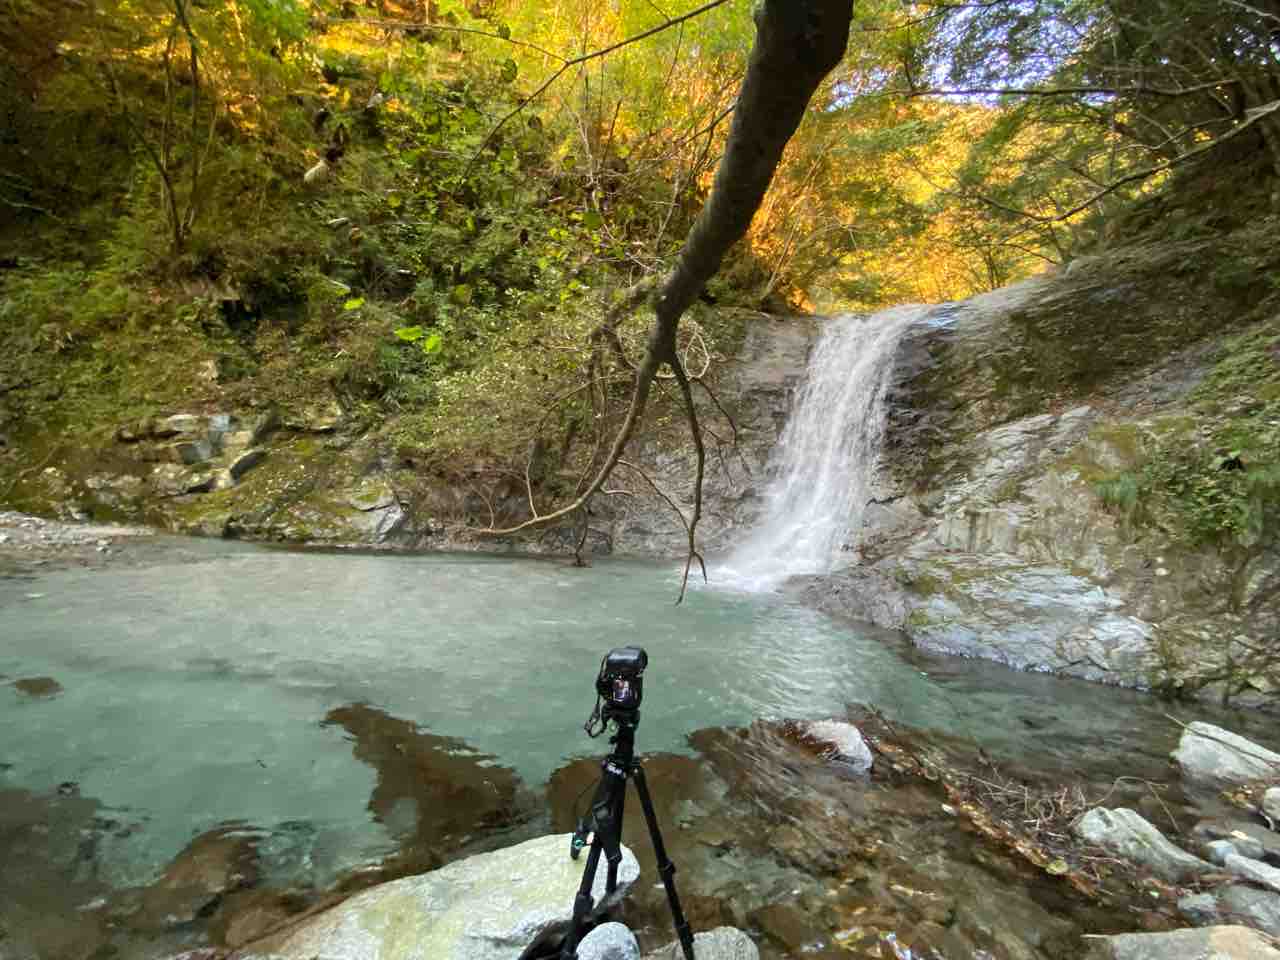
[1264,788,1280,825]
[1173,723,1280,787]
[171,439,216,465]
[12,676,63,698]
[1208,839,1243,865]
[1194,820,1280,866]
[0,787,114,960]
[228,449,267,482]
[1221,851,1280,894]
[1073,808,1212,882]
[578,921,641,960]
[800,719,873,773]
[644,926,758,960]
[1084,925,1280,959]
[236,834,639,960]
[1219,885,1280,937]
[183,472,221,495]
[155,414,204,439]
[750,902,825,953]
[1177,891,1218,925]
[212,889,307,948]
[322,704,527,870]
[135,825,260,929]
[345,477,397,512]
[283,400,342,434]
[903,556,1155,684]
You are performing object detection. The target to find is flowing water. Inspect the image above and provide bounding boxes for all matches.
[725,307,923,587]
[2,546,1273,893]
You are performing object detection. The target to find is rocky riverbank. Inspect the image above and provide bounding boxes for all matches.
[6,690,1280,960]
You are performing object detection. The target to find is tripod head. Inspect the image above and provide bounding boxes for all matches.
[584,646,647,737]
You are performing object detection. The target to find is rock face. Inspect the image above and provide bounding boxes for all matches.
[233,834,639,960]
[644,926,759,960]
[1173,723,1280,787]
[1084,925,1280,960]
[1073,808,1212,882]
[771,238,1280,703]
[609,317,817,558]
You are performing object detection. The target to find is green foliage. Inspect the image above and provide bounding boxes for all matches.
[1092,317,1280,548]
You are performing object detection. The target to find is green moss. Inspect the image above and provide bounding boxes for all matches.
[905,608,936,629]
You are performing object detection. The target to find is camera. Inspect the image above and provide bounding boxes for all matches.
[595,646,647,719]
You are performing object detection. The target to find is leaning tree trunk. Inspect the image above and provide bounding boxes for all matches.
[483,1,854,573]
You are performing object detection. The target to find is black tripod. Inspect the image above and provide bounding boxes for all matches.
[559,717,695,960]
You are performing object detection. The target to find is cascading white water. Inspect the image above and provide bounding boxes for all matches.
[724,304,927,587]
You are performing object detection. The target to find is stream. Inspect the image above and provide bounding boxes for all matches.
[3,540,1278,959]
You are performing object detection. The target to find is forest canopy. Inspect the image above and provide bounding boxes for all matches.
[2,0,1277,533]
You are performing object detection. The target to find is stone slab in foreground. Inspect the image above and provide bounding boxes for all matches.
[233,834,639,960]
[1084,925,1280,960]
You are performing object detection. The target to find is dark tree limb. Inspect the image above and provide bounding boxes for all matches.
[476,1,854,576]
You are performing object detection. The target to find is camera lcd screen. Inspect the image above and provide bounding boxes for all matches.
[611,679,636,706]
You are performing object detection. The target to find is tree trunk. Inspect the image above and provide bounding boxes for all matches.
[480,0,853,555]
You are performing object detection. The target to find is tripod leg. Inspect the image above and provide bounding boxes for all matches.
[561,765,627,959]
[559,838,603,960]
[631,764,696,960]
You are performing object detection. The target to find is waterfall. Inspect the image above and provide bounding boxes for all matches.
[724,305,926,587]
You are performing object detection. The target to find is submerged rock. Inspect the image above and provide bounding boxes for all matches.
[233,834,639,960]
[11,675,63,698]
[1264,788,1280,825]
[644,926,758,960]
[1073,807,1212,882]
[321,703,528,872]
[135,825,260,929]
[1084,925,1280,959]
[1172,722,1280,787]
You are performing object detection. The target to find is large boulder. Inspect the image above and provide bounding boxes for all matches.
[1172,723,1280,787]
[1084,925,1280,959]
[644,926,759,960]
[233,834,639,960]
[1073,808,1212,882]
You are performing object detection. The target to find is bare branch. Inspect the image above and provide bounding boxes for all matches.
[895,79,1244,100]
[319,16,567,61]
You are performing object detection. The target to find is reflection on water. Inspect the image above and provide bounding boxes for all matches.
[2,543,1278,958]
